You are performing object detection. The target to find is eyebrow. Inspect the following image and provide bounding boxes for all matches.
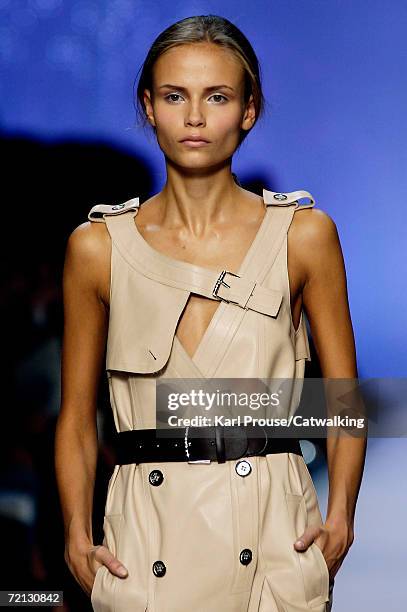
[158,84,235,92]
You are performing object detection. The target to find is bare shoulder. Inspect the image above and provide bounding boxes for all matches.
[64,220,111,303]
[67,219,111,257]
[288,207,343,282]
[290,207,338,244]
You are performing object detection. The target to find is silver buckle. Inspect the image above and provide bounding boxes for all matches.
[212,270,241,302]
[184,426,211,464]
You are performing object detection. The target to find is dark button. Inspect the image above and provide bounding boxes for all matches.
[149,469,164,486]
[152,560,166,577]
[239,549,252,565]
[273,193,287,201]
[111,203,125,210]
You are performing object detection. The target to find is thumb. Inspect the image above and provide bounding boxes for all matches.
[294,525,320,552]
[100,547,128,578]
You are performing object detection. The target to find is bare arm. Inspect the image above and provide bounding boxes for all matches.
[291,208,366,579]
[54,221,127,594]
[55,220,108,546]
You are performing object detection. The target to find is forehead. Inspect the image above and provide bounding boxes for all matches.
[152,42,244,88]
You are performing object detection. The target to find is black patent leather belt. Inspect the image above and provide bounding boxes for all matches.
[112,425,302,465]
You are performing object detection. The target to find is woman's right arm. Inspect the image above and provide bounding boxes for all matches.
[54,221,128,596]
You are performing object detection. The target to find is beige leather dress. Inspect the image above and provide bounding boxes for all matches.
[87,188,334,612]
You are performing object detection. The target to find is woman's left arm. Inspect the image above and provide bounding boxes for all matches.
[292,208,367,581]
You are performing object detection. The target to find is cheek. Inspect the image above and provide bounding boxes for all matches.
[153,102,182,133]
[155,108,176,133]
[210,108,244,140]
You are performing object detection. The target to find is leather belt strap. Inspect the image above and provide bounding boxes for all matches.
[88,189,316,321]
[112,426,302,465]
[103,211,285,318]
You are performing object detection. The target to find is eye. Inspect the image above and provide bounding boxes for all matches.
[208,94,228,103]
[164,93,184,103]
[164,93,228,104]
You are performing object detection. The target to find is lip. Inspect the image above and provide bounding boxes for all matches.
[180,135,210,142]
[180,140,210,148]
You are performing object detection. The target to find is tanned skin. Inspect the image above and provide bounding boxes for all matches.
[55,41,364,596]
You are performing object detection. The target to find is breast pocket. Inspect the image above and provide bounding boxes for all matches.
[285,493,330,607]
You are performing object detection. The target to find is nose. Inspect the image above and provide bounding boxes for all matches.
[185,101,206,128]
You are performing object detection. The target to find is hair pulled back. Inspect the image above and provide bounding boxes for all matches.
[134,14,266,160]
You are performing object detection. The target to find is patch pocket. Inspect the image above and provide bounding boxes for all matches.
[285,493,329,608]
[104,465,122,516]
[104,514,123,558]
[90,564,108,607]
[91,514,123,610]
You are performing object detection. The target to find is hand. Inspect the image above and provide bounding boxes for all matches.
[293,517,354,583]
[65,540,128,597]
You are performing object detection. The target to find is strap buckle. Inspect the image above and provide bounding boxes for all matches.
[212,270,241,303]
[184,426,211,464]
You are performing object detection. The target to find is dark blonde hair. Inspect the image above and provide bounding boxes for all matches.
[133,14,266,154]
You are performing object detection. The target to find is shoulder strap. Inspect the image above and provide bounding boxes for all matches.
[88,188,315,222]
[263,188,315,210]
[88,198,140,222]
[106,211,285,319]
[100,195,298,320]
[263,188,314,362]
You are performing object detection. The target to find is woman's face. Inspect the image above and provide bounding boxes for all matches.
[143,42,255,174]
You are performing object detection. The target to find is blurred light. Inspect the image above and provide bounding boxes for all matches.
[0,25,28,64]
[45,34,94,81]
[104,58,127,82]
[106,0,138,18]
[29,0,63,14]
[0,26,14,62]
[299,439,317,465]
[32,303,47,327]
[46,34,83,68]
[10,8,38,29]
[0,492,36,526]
[98,20,124,47]
[70,3,100,33]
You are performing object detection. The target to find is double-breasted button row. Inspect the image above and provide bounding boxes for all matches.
[151,463,253,482]
[153,552,251,575]
[152,560,166,577]
[149,469,164,486]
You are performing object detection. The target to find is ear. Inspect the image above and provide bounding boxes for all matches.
[241,94,256,132]
[143,88,156,127]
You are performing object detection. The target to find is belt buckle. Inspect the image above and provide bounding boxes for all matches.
[212,270,240,303]
[184,426,211,464]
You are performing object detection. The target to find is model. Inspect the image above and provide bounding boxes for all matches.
[55,14,366,612]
